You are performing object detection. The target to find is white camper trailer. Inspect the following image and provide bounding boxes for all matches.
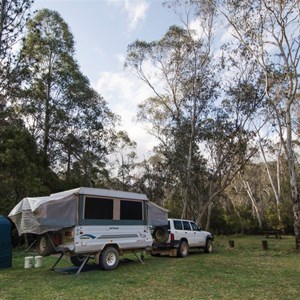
[9,187,168,272]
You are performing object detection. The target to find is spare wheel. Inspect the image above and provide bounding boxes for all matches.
[153,226,169,243]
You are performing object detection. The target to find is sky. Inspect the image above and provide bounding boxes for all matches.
[33,0,182,160]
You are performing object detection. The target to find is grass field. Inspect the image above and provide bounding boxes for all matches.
[1,235,300,300]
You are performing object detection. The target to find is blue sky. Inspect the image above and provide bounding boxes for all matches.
[33,0,181,159]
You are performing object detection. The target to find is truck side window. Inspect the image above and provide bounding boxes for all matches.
[190,222,199,231]
[174,220,183,230]
[84,197,113,220]
[183,221,191,230]
[120,200,143,220]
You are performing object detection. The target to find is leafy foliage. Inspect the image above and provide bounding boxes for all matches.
[0,1,298,240]
[0,0,33,104]
[0,120,61,215]
[17,9,118,179]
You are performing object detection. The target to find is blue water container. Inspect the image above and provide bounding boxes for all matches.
[0,215,12,269]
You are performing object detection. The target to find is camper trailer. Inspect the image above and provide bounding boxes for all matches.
[9,187,168,272]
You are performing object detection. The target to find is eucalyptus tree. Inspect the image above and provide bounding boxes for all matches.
[256,133,284,229]
[126,21,216,219]
[190,58,263,229]
[126,0,270,225]
[19,8,77,159]
[59,88,117,183]
[18,9,117,175]
[196,0,300,247]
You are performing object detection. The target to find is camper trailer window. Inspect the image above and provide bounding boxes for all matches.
[84,197,113,219]
[120,200,143,220]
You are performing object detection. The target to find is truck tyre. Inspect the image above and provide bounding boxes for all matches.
[153,226,169,243]
[100,247,119,271]
[38,233,55,256]
[70,255,87,267]
[204,239,213,253]
[177,240,189,257]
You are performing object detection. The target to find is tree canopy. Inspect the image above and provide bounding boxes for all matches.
[0,1,299,247]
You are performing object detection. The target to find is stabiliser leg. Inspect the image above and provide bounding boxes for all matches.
[50,252,64,271]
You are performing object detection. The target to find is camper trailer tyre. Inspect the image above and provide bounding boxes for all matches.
[38,233,55,256]
[100,247,119,270]
[70,255,86,267]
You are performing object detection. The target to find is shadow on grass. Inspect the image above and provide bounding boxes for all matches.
[53,257,139,275]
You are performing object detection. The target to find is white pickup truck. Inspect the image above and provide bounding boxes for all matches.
[151,218,213,257]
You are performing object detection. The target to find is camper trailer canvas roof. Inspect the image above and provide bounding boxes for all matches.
[50,187,148,201]
[8,187,152,235]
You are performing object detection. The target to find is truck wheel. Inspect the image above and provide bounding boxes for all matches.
[177,240,189,257]
[204,239,213,253]
[38,233,55,256]
[153,226,169,243]
[70,255,87,267]
[100,247,119,271]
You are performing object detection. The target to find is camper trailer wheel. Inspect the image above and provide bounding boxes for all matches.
[70,255,87,267]
[38,233,55,256]
[100,247,119,271]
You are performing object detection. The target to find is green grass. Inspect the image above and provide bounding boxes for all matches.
[1,236,300,300]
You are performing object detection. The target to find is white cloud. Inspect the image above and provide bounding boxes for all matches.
[108,0,149,31]
[94,65,158,160]
[124,0,149,30]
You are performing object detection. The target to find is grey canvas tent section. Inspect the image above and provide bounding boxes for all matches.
[147,201,168,226]
[0,216,12,269]
[9,189,79,235]
[9,187,168,236]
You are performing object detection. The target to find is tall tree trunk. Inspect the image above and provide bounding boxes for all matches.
[205,202,213,230]
[241,178,262,229]
[277,103,300,247]
[276,149,283,229]
[232,181,245,234]
[181,140,192,219]
[293,202,300,249]
[66,148,71,179]
[181,101,196,219]
[287,112,300,248]
[258,131,283,229]
[0,1,7,52]
[43,62,52,158]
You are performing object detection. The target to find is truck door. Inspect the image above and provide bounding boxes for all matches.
[182,221,195,246]
[190,221,206,247]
